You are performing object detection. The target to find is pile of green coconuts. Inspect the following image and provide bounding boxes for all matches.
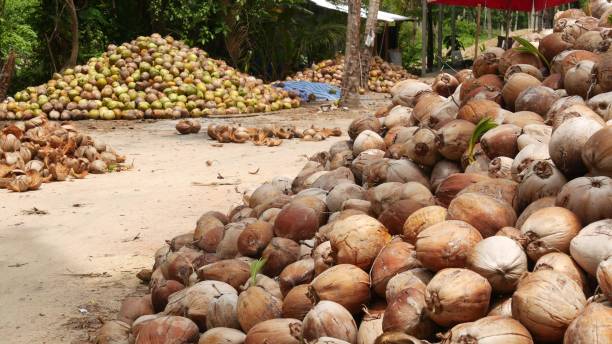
[96,5,612,344]
[0,34,301,121]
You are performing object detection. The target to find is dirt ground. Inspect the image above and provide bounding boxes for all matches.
[0,94,389,343]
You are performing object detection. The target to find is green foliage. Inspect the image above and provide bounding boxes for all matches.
[1,0,42,91]
[250,258,267,285]
[467,118,498,163]
[513,36,551,70]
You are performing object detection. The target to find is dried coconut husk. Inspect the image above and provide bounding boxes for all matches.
[438,316,533,344]
[206,293,240,330]
[402,128,440,167]
[164,280,237,330]
[385,268,433,302]
[236,285,282,333]
[237,220,274,257]
[487,296,513,317]
[456,99,502,124]
[539,32,574,62]
[197,259,250,290]
[460,74,503,101]
[244,318,302,344]
[496,226,528,249]
[378,198,432,235]
[517,123,551,149]
[550,116,603,178]
[556,176,612,225]
[563,302,612,344]
[96,320,130,344]
[282,284,314,320]
[467,236,528,293]
[133,315,200,344]
[517,160,568,210]
[302,301,358,344]
[597,257,612,302]
[542,73,564,89]
[520,207,582,261]
[383,288,437,340]
[534,252,588,293]
[261,237,300,277]
[515,86,560,117]
[152,279,185,312]
[402,205,448,244]
[415,220,483,271]
[362,159,430,189]
[434,173,490,207]
[327,215,391,270]
[429,160,460,191]
[435,120,476,161]
[511,270,586,343]
[199,328,246,344]
[117,295,154,326]
[412,93,446,125]
[570,219,612,276]
[425,268,492,327]
[279,258,315,297]
[309,264,371,314]
[312,241,333,276]
[370,240,421,296]
[273,202,321,242]
[498,49,544,75]
[447,192,517,238]
[510,143,549,182]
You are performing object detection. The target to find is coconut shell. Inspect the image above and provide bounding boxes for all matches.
[456,99,502,124]
[206,293,240,330]
[435,120,476,161]
[236,286,283,332]
[237,220,274,257]
[302,301,358,344]
[279,258,315,297]
[569,219,612,276]
[564,302,612,344]
[534,252,588,293]
[261,237,300,277]
[244,318,302,344]
[152,280,185,312]
[197,259,250,290]
[382,288,436,339]
[118,295,154,326]
[434,173,490,207]
[549,116,604,178]
[415,220,483,271]
[385,268,433,302]
[194,214,225,252]
[425,268,492,327]
[378,199,430,235]
[512,270,586,343]
[402,205,448,244]
[199,328,246,344]
[447,192,517,238]
[310,264,371,314]
[520,207,582,261]
[273,202,320,242]
[134,316,200,344]
[282,284,314,320]
[327,214,391,270]
[349,116,382,140]
[370,241,422,296]
[439,316,533,344]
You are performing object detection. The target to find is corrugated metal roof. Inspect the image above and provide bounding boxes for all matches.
[310,0,410,22]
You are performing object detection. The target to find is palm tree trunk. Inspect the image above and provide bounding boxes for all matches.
[0,51,16,101]
[340,0,362,108]
[360,0,380,89]
[64,0,79,69]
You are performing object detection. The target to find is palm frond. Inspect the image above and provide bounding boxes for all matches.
[513,36,551,70]
[467,118,498,163]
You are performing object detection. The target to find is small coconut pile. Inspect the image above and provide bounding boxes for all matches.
[96,6,612,344]
[201,123,343,146]
[0,116,125,192]
[0,34,300,121]
[286,56,417,93]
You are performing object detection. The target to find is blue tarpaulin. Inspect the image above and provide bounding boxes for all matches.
[272,81,341,101]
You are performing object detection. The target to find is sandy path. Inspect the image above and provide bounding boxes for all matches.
[0,95,388,343]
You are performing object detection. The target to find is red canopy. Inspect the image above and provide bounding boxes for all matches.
[427,0,574,12]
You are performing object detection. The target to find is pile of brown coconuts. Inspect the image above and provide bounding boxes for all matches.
[286,56,417,93]
[96,6,612,344]
[0,117,125,192]
[0,34,300,121]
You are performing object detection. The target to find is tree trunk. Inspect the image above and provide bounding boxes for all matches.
[487,8,492,39]
[340,0,362,108]
[360,0,380,89]
[437,6,443,66]
[0,51,16,101]
[64,0,79,69]
[421,0,428,75]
